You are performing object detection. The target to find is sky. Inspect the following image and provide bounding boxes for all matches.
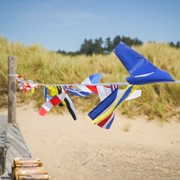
[0,0,180,52]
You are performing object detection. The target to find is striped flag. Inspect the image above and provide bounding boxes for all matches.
[77,73,102,93]
[88,87,118,120]
[86,84,118,129]
[97,113,115,129]
[86,84,118,100]
[57,86,77,120]
[39,91,67,116]
[42,86,77,120]
[65,73,103,97]
[85,84,117,129]
[63,95,77,120]
[89,85,138,126]
[64,86,90,97]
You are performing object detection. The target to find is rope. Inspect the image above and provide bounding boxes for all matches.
[38,81,129,87]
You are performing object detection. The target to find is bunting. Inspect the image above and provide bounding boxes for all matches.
[15,41,179,130]
[16,75,40,93]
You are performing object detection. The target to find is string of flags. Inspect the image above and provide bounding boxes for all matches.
[16,42,180,129]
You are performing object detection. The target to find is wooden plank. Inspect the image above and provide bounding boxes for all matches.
[7,129,31,153]
[0,115,7,175]
[1,122,32,179]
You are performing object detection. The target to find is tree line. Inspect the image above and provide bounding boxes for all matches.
[57,35,180,56]
[169,41,180,49]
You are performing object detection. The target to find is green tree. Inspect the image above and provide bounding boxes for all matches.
[94,38,103,54]
[80,39,94,55]
[176,41,180,48]
[112,35,121,48]
[104,37,112,52]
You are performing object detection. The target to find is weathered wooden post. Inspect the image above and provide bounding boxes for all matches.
[8,56,16,123]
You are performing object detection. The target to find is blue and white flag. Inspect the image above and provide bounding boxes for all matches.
[114,42,174,85]
[65,73,103,97]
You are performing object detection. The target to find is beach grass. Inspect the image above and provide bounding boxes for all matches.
[0,36,180,121]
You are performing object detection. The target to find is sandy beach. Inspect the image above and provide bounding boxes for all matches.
[1,106,180,180]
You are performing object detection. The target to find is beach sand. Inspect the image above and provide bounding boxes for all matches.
[1,106,180,180]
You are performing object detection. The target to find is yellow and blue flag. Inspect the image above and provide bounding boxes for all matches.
[88,85,138,126]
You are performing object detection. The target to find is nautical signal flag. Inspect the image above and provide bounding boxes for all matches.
[39,91,67,116]
[88,85,138,127]
[114,42,174,85]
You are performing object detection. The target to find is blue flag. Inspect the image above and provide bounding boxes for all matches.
[114,42,174,85]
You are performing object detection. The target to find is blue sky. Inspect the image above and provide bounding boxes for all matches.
[0,0,180,52]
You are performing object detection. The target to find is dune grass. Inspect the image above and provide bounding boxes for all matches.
[0,36,180,121]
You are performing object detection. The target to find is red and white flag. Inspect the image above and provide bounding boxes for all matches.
[39,91,67,116]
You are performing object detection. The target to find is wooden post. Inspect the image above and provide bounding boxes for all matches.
[8,56,16,123]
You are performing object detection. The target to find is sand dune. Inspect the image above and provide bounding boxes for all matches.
[1,106,180,180]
